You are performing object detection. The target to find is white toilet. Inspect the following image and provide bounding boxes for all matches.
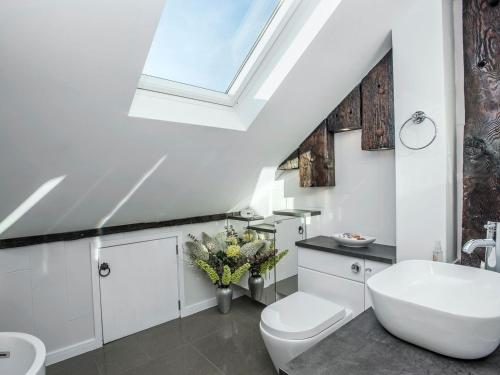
[260,291,353,372]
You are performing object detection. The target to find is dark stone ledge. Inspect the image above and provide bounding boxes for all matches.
[0,212,236,249]
[281,309,500,375]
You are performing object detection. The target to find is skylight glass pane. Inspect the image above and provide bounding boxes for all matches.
[142,0,281,93]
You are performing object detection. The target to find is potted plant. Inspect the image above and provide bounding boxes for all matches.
[239,229,288,301]
[185,229,250,314]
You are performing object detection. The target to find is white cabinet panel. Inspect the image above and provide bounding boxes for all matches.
[0,270,34,333]
[275,218,302,283]
[32,280,70,351]
[364,260,390,310]
[275,218,302,298]
[65,240,93,320]
[30,242,71,351]
[299,267,365,317]
[99,237,179,343]
[298,248,365,283]
[0,248,30,274]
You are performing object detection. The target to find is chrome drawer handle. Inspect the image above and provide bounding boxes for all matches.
[351,263,361,273]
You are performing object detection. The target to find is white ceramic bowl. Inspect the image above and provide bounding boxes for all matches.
[368,260,500,359]
[332,233,376,247]
[0,332,46,375]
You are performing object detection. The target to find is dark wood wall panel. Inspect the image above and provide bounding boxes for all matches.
[361,51,395,150]
[278,149,299,170]
[461,0,500,266]
[299,120,335,187]
[327,85,361,133]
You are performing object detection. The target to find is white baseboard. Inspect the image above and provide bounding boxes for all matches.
[46,337,102,366]
[181,288,245,317]
[181,297,218,317]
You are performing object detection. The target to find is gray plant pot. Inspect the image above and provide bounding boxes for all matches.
[248,274,264,301]
[216,285,233,314]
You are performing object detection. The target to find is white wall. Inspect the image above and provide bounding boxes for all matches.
[0,239,96,365]
[275,130,396,246]
[392,0,457,262]
[0,0,462,367]
[0,0,410,240]
[0,125,397,364]
[0,220,229,365]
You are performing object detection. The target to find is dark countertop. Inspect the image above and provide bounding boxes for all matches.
[280,309,500,375]
[273,209,321,217]
[296,236,396,264]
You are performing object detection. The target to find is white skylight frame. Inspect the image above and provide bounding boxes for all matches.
[138,0,301,107]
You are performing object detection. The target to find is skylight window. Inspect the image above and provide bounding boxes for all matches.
[138,0,299,106]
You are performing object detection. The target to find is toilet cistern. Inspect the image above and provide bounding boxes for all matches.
[462,221,498,270]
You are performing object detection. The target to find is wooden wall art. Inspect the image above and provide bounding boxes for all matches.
[461,0,500,266]
[299,120,335,187]
[361,51,395,150]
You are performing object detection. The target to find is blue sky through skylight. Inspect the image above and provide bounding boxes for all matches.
[142,0,280,93]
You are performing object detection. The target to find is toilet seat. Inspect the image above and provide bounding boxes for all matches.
[260,291,346,340]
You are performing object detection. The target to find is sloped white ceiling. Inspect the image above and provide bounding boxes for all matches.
[0,0,408,238]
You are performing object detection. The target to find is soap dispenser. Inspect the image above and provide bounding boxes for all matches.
[432,241,443,262]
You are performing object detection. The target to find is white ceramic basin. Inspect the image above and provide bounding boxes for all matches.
[0,333,46,375]
[367,260,500,359]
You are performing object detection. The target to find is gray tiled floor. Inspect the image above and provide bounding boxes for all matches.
[47,296,275,375]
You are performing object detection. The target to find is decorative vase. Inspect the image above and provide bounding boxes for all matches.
[248,274,264,301]
[216,285,233,314]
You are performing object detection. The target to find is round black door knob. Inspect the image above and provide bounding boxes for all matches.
[99,262,111,277]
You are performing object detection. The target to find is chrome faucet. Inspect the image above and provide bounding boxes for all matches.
[462,222,498,271]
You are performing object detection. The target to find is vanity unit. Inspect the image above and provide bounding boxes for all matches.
[281,247,500,374]
[280,309,500,375]
[259,235,395,371]
[296,236,396,315]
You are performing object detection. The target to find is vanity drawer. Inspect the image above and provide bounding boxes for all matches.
[364,260,390,283]
[298,247,365,283]
[299,266,365,316]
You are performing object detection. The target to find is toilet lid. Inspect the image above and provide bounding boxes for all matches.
[260,292,346,340]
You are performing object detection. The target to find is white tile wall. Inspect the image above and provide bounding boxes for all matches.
[0,270,34,333]
[275,130,396,246]
[0,239,96,364]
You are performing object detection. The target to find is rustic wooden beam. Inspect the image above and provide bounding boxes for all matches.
[299,120,335,187]
[278,149,299,170]
[361,51,395,150]
[327,85,361,133]
[461,0,500,267]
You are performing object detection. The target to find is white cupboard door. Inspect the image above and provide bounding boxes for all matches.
[364,260,390,310]
[99,237,179,343]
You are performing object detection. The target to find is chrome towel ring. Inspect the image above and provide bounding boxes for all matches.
[399,111,437,150]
